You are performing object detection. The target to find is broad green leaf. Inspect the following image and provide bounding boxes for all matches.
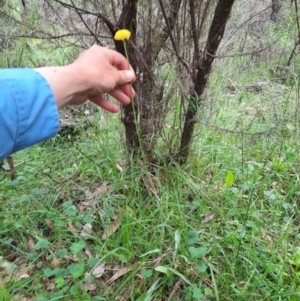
[70,284,80,296]
[62,200,73,208]
[225,171,234,187]
[55,277,65,288]
[193,286,204,299]
[56,249,68,258]
[294,252,300,267]
[65,205,78,217]
[204,287,213,296]
[186,231,198,245]
[141,269,153,279]
[27,251,38,261]
[83,215,94,224]
[197,259,207,273]
[43,268,55,278]
[68,263,85,279]
[35,239,49,250]
[70,240,86,255]
[53,268,67,278]
[14,220,22,228]
[87,257,99,267]
[188,247,208,258]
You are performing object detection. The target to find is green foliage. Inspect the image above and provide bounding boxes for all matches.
[70,240,86,255]
[225,171,235,187]
[1,1,300,300]
[1,96,300,299]
[34,239,50,250]
[0,284,12,301]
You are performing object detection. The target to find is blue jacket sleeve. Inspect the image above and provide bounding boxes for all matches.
[0,68,59,160]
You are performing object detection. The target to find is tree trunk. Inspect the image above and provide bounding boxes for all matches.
[270,0,281,23]
[178,0,236,164]
[115,0,139,152]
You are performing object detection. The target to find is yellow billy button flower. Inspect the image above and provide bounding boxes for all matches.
[114,29,131,41]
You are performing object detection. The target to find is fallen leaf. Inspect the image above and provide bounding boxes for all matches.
[79,201,94,212]
[206,170,213,182]
[83,279,97,291]
[201,212,216,224]
[142,173,160,200]
[66,255,79,262]
[28,237,35,250]
[138,160,160,200]
[67,221,78,232]
[52,256,60,268]
[135,273,143,279]
[106,264,138,285]
[173,259,180,269]
[45,219,54,229]
[12,294,32,301]
[96,181,108,195]
[286,123,295,131]
[202,277,213,288]
[84,248,93,258]
[0,257,13,270]
[80,223,93,240]
[46,282,55,291]
[92,264,105,278]
[261,228,274,249]
[20,273,30,279]
[116,163,123,172]
[102,217,121,240]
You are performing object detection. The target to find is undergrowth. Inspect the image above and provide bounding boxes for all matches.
[1,54,300,301]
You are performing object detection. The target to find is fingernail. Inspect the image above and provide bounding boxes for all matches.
[125,70,134,81]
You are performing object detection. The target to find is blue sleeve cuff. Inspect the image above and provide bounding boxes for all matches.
[0,68,59,160]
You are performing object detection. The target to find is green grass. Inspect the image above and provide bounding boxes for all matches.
[2,57,300,301]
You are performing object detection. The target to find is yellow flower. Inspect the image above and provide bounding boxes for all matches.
[114,29,131,41]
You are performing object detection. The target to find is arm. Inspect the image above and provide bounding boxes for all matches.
[0,68,59,160]
[0,45,136,160]
[35,45,136,111]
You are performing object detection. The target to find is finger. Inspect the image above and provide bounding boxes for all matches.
[90,95,120,113]
[110,50,131,71]
[109,88,131,105]
[119,83,136,99]
[114,69,136,87]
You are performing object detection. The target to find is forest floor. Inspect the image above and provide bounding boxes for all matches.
[1,57,300,301]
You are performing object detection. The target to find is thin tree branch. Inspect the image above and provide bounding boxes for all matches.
[157,0,179,56]
[178,0,236,163]
[288,0,300,65]
[69,0,100,45]
[52,0,117,32]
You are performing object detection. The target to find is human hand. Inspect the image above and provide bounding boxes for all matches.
[35,45,136,112]
[69,45,136,112]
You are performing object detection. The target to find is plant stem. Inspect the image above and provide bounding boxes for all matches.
[122,40,145,159]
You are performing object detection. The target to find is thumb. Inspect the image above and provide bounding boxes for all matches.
[117,70,135,85]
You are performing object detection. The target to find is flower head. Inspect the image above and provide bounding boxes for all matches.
[114,29,131,41]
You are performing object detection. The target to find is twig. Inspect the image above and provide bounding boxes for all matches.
[157,0,179,57]
[167,280,182,301]
[287,0,300,65]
